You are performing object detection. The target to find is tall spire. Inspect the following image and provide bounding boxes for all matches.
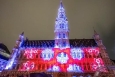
[57,1,67,20]
[60,0,63,8]
[55,1,69,32]
[54,1,70,48]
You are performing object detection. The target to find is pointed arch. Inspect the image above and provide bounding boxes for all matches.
[63,33,66,38]
[59,33,61,38]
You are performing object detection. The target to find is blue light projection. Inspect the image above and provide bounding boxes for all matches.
[48,65,60,72]
[67,64,82,72]
[70,48,84,60]
[56,52,69,64]
[41,49,54,61]
[0,58,8,72]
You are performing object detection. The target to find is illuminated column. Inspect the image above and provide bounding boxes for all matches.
[54,1,70,48]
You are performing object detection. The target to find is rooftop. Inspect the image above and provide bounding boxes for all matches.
[21,39,97,48]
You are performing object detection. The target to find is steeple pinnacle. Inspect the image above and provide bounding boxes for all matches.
[93,27,98,35]
[54,1,70,48]
[60,0,63,8]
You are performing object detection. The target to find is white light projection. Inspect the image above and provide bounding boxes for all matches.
[24,48,38,59]
[70,48,83,60]
[24,62,35,71]
[88,48,99,56]
[24,63,30,71]
[67,64,82,72]
[92,58,101,70]
[47,65,60,72]
[56,52,69,64]
[41,49,54,61]
[25,48,38,54]
[92,58,106,72]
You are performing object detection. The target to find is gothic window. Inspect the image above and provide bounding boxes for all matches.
[59,33,61,38]
[40,54,42,58]
[73,52,76,58]
[63,33,65,38]
[62,23,64,28]
[71,48,83,60]
[52,54,54,57]
[41,49,54,61]
[44,54,46,58]
[58,53,61,57]
[62,25,64,28]
[61,14,64,18]
[63,41,66,47]
[64,52,66,57]
[60,24,61,28]
[59,13,63,18]
[77,52,80,58]
[48,54,50,58]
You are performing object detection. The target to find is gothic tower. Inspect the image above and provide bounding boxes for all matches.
[54,1,70,48]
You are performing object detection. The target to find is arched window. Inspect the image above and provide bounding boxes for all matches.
[59,23,64,29]
[62,23,64,28]
[48,54,50,58]
[52,54,54,57]
[40,54,42,58]
[63,34,65,38]
[63,41,66,47]
[44,54,46,58]
[60,24,61,28]
[60,14,63,18]
[58,53,61,57]
[59,33,61,38]
[64,52,66,57]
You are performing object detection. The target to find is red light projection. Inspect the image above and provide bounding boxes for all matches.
[18,47,107,72]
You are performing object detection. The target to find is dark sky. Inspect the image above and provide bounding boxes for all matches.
[0,0,115,59]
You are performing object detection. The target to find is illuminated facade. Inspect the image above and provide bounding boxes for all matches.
[1,1,115,77]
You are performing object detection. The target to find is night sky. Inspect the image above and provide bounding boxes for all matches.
[0,0,115,59]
